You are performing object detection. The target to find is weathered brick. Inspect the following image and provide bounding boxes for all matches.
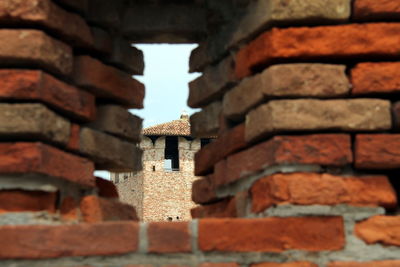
[0,29,72,75]
[87,0,124,29]
[199,217,344,252]
[0,103,71,145]
[236,23,400,79]
[351,62,400,95]
[0,222,139,258]
[230,0,350,47]
[86,105,142,142]
[0,190,56,213]
[392,102,400,129]
[148,222,191,253]
[188,55,236,108]
[79,127,142,171]
[109,37,144,75]
[80,195,138,223]
[0,142,95,187]
[252,263,318,267]
[0,70,95,121]
[251,173,397,213]
[91,27,112,55]
[329,261,400,267]
[73,56,144,108]
[219,134,352,187]
[354,0,400,20]
[67,124,80,151]
[190,101,221,138]
[355,216,400,246]
[60,196,78,221]
[96,177,119,198]
[55,0,88,13]
[189,42,209,73]
[224,64,350,121]
[246,99,391,143]
[191,198,237,219]
[192,176,218,204]
[199,264,239,267]
[0,0,93,47]
[355,134,400,169]
[195,123,246,176]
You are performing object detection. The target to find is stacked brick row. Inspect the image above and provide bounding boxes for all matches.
[0,0,143,225]
[190,0,400,265]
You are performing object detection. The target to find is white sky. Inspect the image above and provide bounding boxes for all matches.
[95,44,200,179]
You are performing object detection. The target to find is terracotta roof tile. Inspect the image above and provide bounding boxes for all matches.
[143,118,191,136]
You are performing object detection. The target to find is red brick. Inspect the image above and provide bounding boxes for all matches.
[355,134,400,169]
[351,62,400,95]
[251,173,397,213]
[195,123,246,176]
[67,124,80,151]
[0,0,93,47]
[0,70,95,121]
[354,0,400,20]
[0,30,72,75]
[96,177,119,198]
[148,222,191,253]
[191,198,237,219]
[80,195,138,223]
[0,142,95,187]
[355,215,400,246]
[73,56,144,108]
[192,176,218,204]
[60,196,78,221]
[0,190,56,213]
[236,23,400,79]
[329,261,400,267]
[199,217,344,252]
[0,222,139,259]
[217,134,352,187]
[252,263,317,267]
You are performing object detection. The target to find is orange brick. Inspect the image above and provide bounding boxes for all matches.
[195,123,246,176]
[0,222,139,259]
[355,134,400,169]
[73,56,144,108]
[80,195,138,223]
[198,264,239,267]
[251,173,397,213]
[236,23,400,79]
[0,190,56,213]
[252,263,317,267]
[148,221,191,253]
[354,0,400,20]
[329,261,400,267]
[199,217,344,252]
[0,142,95,187]
[0,70,95,121]
[67,124,81,151]
[217,134,352,187]
[60,196,78,221]
[355,215,400,246]
[191,198,237,219]
[351,62,400,95]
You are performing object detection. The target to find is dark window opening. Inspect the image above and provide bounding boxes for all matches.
[201,138,211,148]
[167,217,173,221]
[152,165,156,171]
[164,136,179,171]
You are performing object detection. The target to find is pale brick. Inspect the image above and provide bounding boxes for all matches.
[0,30,72,75]
[188,55,236,108]
[86,105,142,142]
[0,103,70,145]
[0,0,93,47]
[224,64,350,121]
[230,0,351,47]
[79,127,142,172]
[190,102,221,138]
[246,99,391,142]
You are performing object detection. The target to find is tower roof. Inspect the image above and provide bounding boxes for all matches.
[143,116,191,137]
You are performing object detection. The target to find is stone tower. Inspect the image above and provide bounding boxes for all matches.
[111,114,210,221]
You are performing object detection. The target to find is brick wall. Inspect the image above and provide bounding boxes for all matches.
[0,0,400,266]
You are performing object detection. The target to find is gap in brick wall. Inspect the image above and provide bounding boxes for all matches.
[95,44,200,180]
